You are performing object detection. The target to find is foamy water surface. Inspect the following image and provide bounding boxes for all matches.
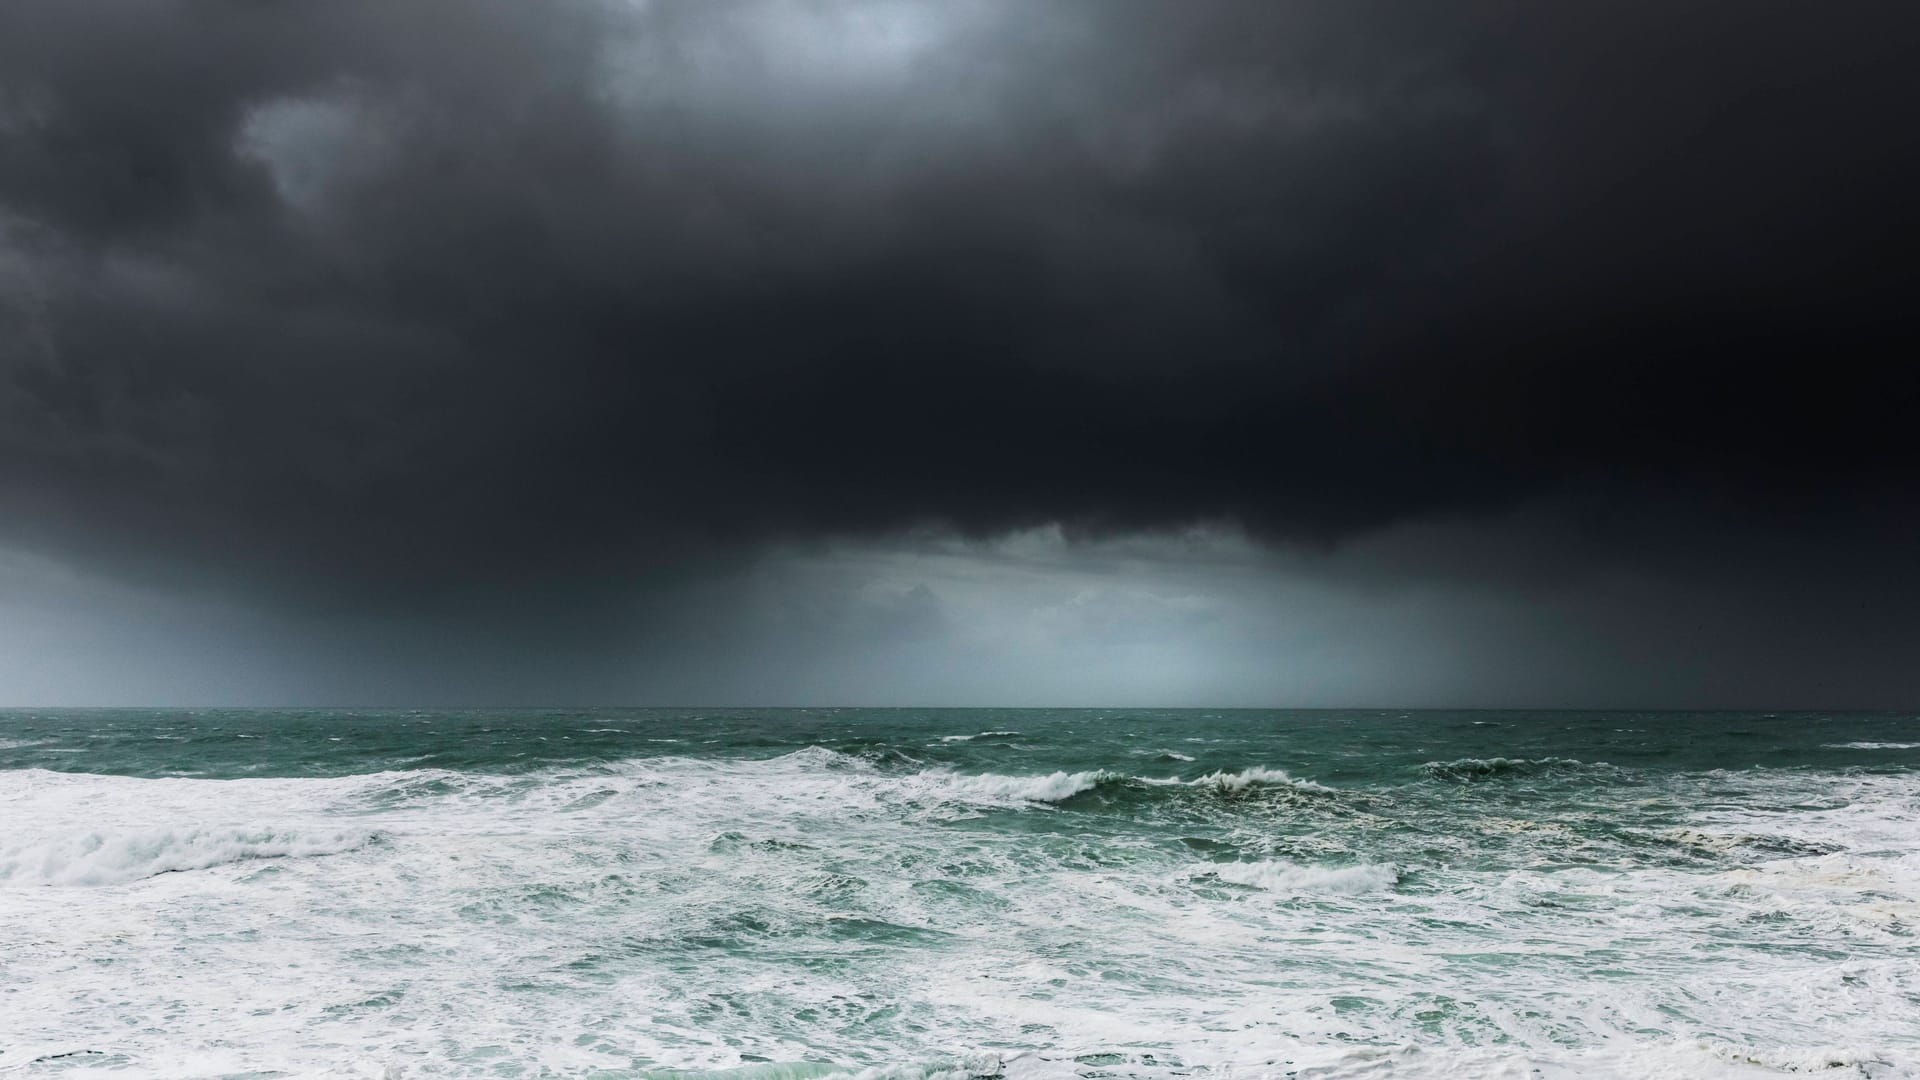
[1,709,1916,1078]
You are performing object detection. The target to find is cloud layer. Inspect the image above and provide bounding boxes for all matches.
[1,1,1915,703]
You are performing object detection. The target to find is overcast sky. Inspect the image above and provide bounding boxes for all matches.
[1,0,1915,706]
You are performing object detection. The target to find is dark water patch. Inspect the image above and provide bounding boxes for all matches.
[710,832,816,855]
[832,744,925,769]
[678,911,782,951]
[1626,828,1845,863]
[910,877,1012,909]
[823,916,953,945]
[795,872,869,898]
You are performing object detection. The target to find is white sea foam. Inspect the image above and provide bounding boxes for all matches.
[1205,860,1397,895]
[1420,755,1596,779]
[0,827,373,887]
[934,768,1119,803]
[1824,741,1920,750]
[1182,765,1329,792]
[938,731,1021,742]
[774,745,875,770]
[917,764,1327,806]
[2,754,1917,1079]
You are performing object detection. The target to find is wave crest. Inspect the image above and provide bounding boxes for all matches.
[0,827,374,887]
[1823,741,1920,750]
[1182,766,1330,794]
[936,769,1124,804]
[925,765,1332,807]
[1421,756,1595,781]
[1204,860,1397,895]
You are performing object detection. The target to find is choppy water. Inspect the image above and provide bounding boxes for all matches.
[3,709,1918,1079]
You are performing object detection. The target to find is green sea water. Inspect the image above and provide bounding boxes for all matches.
[2,709,1917,1078]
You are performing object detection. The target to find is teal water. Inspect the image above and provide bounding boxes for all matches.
[2,709,1917,1078]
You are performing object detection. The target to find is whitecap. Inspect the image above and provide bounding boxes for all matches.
[1204,859,1397,895]
[935,769,1119,804]
[1421,756,1596,780]
[1181,765,1330,793]
[1823,741,1920,750]
[0,826,374,887]
[774,746,871,769]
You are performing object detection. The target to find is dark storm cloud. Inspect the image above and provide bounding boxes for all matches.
[1,0,1915,613]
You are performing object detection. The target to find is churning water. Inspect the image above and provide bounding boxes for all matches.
[2,709,1917,1078]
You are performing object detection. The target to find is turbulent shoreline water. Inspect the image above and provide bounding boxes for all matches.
[2,709,1917,1078]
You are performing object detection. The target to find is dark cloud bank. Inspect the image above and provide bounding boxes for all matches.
[0,1,1915,705]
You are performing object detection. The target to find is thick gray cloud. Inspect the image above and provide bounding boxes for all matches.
[0,0,1915,703]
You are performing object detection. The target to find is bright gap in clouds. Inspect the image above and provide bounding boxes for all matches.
[645,522,1574,707]
[0,524,1467,706]
[598,0,984,103]
[1,521,1902,709]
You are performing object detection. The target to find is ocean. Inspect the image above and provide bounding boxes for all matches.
[2,709,1917,1079]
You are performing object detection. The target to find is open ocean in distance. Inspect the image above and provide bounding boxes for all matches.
[3,708,1917,1079]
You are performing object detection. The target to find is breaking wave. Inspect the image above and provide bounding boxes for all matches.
[1203,859,1398,895]
[935,769,1124,804]
[1180,766,1331,793]
[0,827,374,887]
[1420,756,1599,781]
[925,764,1333,807]
[1824,741,1920,750]
[5,712,1919,1078]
